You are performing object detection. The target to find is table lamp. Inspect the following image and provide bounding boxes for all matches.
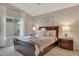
[62,25,70,37]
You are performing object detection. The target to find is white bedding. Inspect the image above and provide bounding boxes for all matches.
[30,36,57,50]
[15,36,57,56]
[31,36,57,55]
[16,36,32,43]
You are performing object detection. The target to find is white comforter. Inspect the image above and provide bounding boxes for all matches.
[15,36,57,56]
[30,36,57,55]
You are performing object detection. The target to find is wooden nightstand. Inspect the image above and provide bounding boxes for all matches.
[58,38,73,50]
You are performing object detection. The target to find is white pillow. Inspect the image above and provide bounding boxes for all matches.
[35,30,46,37]
[46,30,56,37]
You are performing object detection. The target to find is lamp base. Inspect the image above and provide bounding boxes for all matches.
[65,34,68,38]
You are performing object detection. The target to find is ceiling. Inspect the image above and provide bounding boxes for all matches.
[10,3,79,16]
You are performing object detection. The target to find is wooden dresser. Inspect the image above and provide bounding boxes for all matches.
[58,38,73,50]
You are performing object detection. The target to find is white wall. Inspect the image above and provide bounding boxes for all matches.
[0,6,6,47]
[20,11,34,36]
[33,5,79,50]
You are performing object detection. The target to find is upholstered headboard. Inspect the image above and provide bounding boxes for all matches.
[39,26,59,38]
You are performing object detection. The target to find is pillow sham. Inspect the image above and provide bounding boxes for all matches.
[35,30,47,37]
[45,30,56,37]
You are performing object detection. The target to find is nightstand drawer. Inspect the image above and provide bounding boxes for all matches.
[58,38,73,50]
[60,43,69,48]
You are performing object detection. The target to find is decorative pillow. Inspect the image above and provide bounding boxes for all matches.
[35,30,47,37]
[45,30,56,37]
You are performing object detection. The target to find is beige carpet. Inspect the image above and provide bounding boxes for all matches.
[0,46,22,56]
[44,46,79,56]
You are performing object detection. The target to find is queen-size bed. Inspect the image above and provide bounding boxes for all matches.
[14,26,59,56]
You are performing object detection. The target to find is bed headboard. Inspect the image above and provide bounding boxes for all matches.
[39,26,59,38]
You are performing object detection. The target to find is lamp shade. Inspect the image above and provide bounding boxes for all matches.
[41,28,45,30]
[62,25,70,32]
[33,27,36,30]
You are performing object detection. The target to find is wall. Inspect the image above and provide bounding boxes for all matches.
[20,11,34,36]
[0,6,6,47]
[33,5,79,50]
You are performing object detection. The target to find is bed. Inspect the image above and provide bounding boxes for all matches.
[14,26,59,56]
